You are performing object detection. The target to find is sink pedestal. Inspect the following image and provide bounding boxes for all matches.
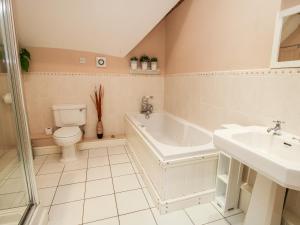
[244,174,286,225]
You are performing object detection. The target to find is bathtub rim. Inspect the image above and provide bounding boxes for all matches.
[125,112,217,161]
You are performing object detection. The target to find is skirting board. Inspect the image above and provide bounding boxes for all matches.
[33,138,127,156]
[125,143,215,214]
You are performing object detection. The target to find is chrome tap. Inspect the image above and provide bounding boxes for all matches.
[267,120,285,135]
[140,96,153,119]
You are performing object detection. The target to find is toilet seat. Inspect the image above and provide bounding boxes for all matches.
[54,126,81,139]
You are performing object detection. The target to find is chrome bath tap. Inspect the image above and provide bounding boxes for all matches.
[267,120,285,135]
[140,96,153,119]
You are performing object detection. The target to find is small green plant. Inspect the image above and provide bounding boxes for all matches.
[19,48,31,72]
[140,55,150,62]
[130,56,138,61]
[150,57,158,62]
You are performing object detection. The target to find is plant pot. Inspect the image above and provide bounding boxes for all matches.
[130,61,138,70]
[96,120,103,139]
[141,62,148,70]
[151,62,157,71]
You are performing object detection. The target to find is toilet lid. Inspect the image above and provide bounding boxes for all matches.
[54,126,81,138]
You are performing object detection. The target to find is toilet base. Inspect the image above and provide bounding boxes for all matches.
[60,145,78,162]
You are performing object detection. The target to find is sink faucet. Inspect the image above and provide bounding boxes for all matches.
[140,96,153,119]
[267,120,285,135]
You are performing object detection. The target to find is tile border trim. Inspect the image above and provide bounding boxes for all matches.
[165,68,300,77]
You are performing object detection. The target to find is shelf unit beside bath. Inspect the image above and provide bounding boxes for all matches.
[212,151,243,217]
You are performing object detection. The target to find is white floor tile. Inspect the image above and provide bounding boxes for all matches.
[9,166,22,179]
[87,166,111,181]
[152,208,193,225]
[119,209,156,225]
[85,178,114,198]
[207,219,230,225]
[78,150,89,159]
[137,174,146,188]
[113,174,140,192]
[116,189,149,215]
[48,200,83,225]
[108,146,126,155]
[226,213,245,225]
[143,188,155,208]
[59,169,86,185]
[38,187,56,206]
[111,163,134,177]
[83,195,117,223]
[109,154,130,165]
[33,155,47,165]
[38,162,64,175]
[88,156,109,168]
[44,154,61,164]
[89,148,108,158]
[84,217,119,225]
[64,158,88,171]
[185,203,223,225]
[0,178,25,194]
[36,173,61,188]
[53,183,85,204]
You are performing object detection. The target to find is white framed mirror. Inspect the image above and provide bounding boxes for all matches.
[271,5,300,68]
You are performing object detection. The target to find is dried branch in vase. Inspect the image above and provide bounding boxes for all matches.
[90,84,104,139]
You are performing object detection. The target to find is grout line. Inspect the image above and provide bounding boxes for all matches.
[82,149,89,224]
[184,210,196,225]
[107,147,121,225]
[48,158,65,215]
[35,154,49,175]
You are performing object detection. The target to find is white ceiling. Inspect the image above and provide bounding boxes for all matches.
[13,0,179,57]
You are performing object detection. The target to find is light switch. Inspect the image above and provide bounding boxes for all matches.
[79,57,86,64]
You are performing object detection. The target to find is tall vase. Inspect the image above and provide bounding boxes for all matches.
[97,120,103,139]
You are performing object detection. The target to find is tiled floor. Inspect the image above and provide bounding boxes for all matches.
[34,145,245,225]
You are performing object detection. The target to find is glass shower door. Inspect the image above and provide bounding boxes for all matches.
[0,0,39,224]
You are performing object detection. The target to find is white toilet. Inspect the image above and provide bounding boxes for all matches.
[52,104,87,162]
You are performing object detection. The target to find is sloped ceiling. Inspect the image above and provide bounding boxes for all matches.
[13,0,179,57]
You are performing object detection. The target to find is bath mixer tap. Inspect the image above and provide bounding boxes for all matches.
[267,120,285,135]
[141,96,153,119]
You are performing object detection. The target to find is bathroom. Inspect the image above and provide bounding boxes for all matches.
[1,0,300,224]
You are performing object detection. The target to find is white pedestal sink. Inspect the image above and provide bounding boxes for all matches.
[214,126,300,225]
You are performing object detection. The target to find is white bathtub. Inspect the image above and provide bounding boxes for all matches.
[127,113,215,160]
[125,112,218,213]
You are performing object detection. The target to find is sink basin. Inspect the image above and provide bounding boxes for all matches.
[214,126,300,190]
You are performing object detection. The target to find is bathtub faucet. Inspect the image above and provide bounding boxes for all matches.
[141,96,153,119]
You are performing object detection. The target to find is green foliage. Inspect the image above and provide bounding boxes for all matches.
[150,57,158,62]
[20,48,31,72]
[130,56,138,61]
[140,55,150,62]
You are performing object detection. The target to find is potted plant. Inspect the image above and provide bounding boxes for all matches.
[140,55,150,70]
[90,84,104,139]
[130,56,138,70]
[150,57,158,70]
[19,48,31,72]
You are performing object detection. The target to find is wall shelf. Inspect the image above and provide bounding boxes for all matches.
[130,69,160,75]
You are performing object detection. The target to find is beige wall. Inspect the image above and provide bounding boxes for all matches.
[165,0,281,74]
[27,20,166,74]
[281,0,300,9]
[165,69,300,136]
[23,73,164,139]
[0,75,17,156]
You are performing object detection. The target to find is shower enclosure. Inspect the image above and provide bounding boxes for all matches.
[0,0,46,224]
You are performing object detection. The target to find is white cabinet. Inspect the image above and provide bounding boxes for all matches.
[212,151,243,216]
